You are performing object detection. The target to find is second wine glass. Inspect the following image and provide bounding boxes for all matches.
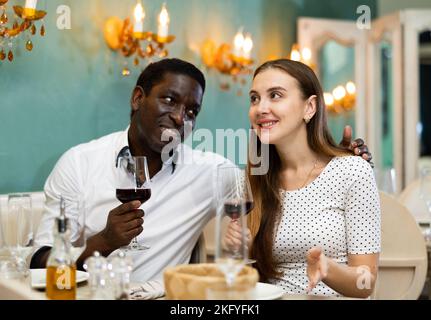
[215,166,254,286]
[116,155,152,251]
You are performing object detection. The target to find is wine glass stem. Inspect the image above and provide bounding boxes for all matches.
[225,274,235,287]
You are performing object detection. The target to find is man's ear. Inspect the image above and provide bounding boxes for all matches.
[304,95,317,120]
[131,86,145,113]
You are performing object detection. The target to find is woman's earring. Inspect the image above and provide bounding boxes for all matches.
[304,117,310,124]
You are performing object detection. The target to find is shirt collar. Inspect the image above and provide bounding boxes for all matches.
[115,126,179,174]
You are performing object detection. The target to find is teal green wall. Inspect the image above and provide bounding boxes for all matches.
[0,0,377,193]
[379,0,431,15]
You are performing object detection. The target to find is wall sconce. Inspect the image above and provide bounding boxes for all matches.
[0,0,47,62]
[289,43,315,70]
[104,1,175,76]
[324,81,356,114]
[200,27,254,94]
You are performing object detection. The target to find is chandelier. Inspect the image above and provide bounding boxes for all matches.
[287,44,356,114]
[324,81,356,114]
[200,28,254,94]
[104,1,175,76]
[0,0,46,62]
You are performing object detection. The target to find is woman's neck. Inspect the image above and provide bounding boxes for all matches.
[275,129,318,171]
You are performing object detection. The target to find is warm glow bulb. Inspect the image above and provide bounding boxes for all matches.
[134,2,145,22]
[157,3,170,39]
[234,32,245,49]
[333,86,346,100]
[290,49,301,61]
[302,47,312,61]
[24,0,37,10]
[346,81,356,95]
[242,34,253,59]
[159,3,170,25]
[233,29,245,57]
[324,93,334,106]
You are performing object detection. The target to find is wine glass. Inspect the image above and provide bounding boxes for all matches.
[215,166,254,286]
[116,155,152,251]
[420,167,431,242]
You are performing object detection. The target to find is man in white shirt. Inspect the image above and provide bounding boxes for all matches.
[31,58,372,282]
[31,58,232,282]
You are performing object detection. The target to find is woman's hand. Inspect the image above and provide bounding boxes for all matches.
[306,247,329,293]
[223,219,252,252]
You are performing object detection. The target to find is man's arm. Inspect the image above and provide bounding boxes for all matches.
[30,246,52,269]
[32,142,146,269]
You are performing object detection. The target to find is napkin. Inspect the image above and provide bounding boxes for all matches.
[129,280,165,300]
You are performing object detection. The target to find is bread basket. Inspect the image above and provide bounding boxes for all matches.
[163,263,258,300]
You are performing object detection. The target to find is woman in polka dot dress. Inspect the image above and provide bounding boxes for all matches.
[226,59,380,298]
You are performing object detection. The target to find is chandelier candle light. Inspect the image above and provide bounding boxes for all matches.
[157,3,169,42]
[0,0,47,62]
[23,0,37,17]
[324,81,356,114]
[104,1,175,76]
[132,1,145,38]
[200,27,254,93]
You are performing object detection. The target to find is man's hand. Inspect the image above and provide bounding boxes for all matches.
[340,125,373,165]
[100,200,144,251]
[306,247,329,293]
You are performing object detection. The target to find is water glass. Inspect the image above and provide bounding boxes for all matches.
[374,167,397,195]
[0,193,32,280]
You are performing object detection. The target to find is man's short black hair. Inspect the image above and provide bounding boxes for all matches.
[136,58,206,96]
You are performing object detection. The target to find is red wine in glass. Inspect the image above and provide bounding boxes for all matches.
[116,188,151,204]
[224,201,254,220]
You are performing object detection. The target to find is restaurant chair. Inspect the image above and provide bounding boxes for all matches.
[373,192,428,299]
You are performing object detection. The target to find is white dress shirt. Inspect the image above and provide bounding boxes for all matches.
[34,128,232,282]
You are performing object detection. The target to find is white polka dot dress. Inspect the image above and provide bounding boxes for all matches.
[268,156,381,296]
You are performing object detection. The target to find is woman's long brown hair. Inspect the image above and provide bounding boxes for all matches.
[247,59,353,281]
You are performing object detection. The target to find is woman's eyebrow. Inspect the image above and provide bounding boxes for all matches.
[266,86,287,93]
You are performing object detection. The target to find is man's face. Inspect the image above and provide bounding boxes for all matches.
[131,72,203,154]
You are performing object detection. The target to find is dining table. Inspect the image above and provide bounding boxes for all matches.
[23,278,361,300]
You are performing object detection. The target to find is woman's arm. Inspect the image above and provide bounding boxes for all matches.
[307,247,379,298]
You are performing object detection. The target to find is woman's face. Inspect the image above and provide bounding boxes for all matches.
[249,68,310,145]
